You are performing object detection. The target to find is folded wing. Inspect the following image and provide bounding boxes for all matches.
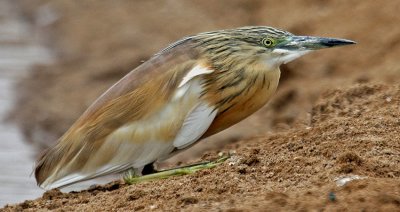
[35,38,218,189]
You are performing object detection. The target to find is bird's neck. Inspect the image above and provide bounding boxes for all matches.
[203,57,280,101]
[201,61,281,136]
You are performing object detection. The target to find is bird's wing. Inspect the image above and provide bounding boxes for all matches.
[35,39,218,189]
[173,101,217,149]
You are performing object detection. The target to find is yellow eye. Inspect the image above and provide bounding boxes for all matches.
[262,38,275,47]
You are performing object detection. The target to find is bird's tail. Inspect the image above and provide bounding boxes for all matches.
[35,142,66,189]
[34,131,88,189]
[34,130,124,190]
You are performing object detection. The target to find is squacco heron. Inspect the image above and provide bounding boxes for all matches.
[34,26,355,189]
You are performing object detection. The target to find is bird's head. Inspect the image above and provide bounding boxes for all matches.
[194,26,355,69]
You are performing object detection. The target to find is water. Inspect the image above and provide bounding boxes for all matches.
[0,0,54,207]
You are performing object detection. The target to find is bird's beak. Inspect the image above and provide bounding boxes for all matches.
[269,35,356,65]
[278,36,356,51]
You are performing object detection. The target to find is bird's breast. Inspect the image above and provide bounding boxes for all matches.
[202,68,281,137]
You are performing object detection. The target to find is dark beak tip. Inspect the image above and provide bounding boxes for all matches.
[324,38,357,47]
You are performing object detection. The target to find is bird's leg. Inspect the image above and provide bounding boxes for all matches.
[124,154,230,184]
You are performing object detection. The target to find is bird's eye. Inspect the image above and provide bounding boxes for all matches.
[262,38,275,47]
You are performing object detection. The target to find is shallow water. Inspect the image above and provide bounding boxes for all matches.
[0,0,53,206]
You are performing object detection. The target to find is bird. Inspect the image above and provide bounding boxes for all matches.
[34,26,355,190]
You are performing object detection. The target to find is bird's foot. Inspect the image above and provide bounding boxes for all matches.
[124,154,230,184]
[122,167,139,183]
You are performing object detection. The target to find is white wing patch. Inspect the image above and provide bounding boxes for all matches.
[179,65,213,87]
[173,102,217,149]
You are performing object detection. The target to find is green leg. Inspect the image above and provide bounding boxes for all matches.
[124,155,230,184]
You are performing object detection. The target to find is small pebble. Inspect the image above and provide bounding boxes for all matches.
[328,192,336,202]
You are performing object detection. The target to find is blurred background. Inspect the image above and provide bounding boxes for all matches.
[1,0,399,207]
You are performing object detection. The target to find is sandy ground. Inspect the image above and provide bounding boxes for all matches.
[5,83,400,211]
[3,0,400,211]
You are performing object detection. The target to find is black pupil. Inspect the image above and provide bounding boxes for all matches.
[265,40,271,45]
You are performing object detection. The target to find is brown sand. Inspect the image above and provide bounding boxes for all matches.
[4,0,400,211]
